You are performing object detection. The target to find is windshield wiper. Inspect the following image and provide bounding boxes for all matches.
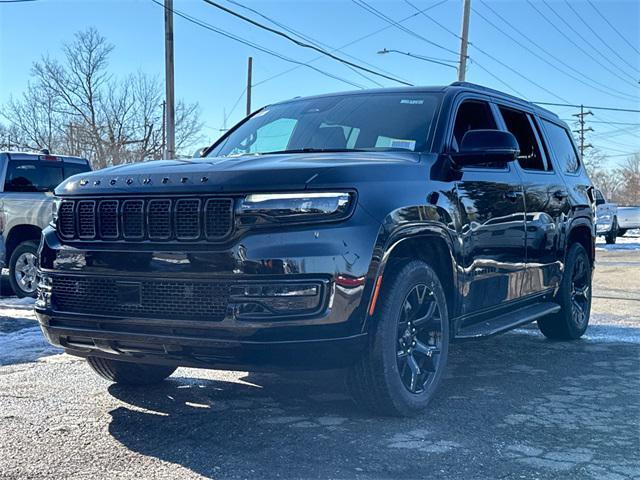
[260,148,367,155]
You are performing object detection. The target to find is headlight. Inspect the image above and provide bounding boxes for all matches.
[239,192,353,224]
[51,197,62,226]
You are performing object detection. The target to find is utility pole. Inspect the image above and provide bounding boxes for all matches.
[246,56,253,116]
[457,0,471,82]
[572,105,593,160]
[164,0,176,159]
[161,100,166,155]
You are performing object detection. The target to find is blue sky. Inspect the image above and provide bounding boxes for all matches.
[1,0,638,165]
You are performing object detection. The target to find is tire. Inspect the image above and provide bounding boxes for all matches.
[347,260,450,416]
[605,218,617,244]
[87,357,177,385]
[8,240,39,298]
[537,243,592,340]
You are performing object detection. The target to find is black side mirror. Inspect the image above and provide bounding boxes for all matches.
[451,129,520,167]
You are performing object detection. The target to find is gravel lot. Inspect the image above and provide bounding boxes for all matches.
[0,241,638,480]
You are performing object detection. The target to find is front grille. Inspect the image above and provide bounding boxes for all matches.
[51,275,230,321]
[57,196,234,242]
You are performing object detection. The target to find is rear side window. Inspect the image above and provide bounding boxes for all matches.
[4,161,64,192]
[498,107,548,171]
[63,162,91,179]
[541,120,581,173]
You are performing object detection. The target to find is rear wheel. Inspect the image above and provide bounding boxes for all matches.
[8,241,39,298]
[537,243,592,340]
[87,357,177,385]
[604,218,618,244]
[347,261,449,416]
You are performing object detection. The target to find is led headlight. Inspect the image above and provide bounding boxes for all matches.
[239,192,353,224]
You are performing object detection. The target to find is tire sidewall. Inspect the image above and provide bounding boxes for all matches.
[373,261,450,414]
[559,243,592,338]
[8,241,39,298]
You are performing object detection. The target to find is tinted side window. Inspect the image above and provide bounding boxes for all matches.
[499,107,547,171]
[595,189,604,202]
[541,120,580,173]
[4,161,64,192]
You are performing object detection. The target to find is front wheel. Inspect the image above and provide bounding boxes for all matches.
[347,261,449,416]
[537,243,592,340]
[8,240,39,298]
[87,357,177,385]
[604,218,618,244]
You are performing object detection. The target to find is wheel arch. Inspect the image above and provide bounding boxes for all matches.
[566,219,595,264]
[5,224,42,262]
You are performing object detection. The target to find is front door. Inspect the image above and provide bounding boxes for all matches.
[451,99,527,316]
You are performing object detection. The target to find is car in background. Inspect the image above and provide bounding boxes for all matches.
[0,151,91,297]
[616,206,640,237]
[594,189,618,244]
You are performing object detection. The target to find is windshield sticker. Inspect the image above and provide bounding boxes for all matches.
[390,139,417,151]
[400,99,424,105]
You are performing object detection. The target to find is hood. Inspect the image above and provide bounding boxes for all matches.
[55,151,423,196]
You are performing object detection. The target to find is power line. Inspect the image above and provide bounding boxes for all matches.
[466,58,527,98]
[564,0,640,75]
[587,0,640,57]
[0,0,39,3]
[251,1,450,89]
[224,0,393,88]
[352,0,459,57]
[476,1,639,102]
[528,0,639,90]
[533,102,640,113]
[201,0,412,86]
[150,0,368,89]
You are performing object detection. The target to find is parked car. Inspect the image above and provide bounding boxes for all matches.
[594,188,618,244]
[35,83,595,416]
[616,206,640,237]
[0,151,91,297]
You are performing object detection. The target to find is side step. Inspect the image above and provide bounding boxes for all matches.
[455,302,561,340]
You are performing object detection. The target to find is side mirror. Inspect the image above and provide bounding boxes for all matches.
[192,147,208,158]
[450,130,520,167]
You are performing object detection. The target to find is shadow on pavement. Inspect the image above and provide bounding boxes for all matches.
[106,329,640,479]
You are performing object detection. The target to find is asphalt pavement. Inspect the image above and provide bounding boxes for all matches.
[0,246,638,480]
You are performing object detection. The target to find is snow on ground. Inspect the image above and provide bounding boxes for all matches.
[0,296,61,366]
[596,228,640,251]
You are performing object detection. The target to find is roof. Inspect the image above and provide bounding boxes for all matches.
[0,151,89,163]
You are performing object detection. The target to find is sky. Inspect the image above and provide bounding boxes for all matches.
[0,0,638,165]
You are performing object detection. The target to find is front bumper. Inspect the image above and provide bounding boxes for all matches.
[36,207,381,370]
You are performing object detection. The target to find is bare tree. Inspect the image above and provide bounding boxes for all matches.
[617,154,640,206]
[1,28,203,167]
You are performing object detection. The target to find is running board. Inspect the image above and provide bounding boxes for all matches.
[455,302,561,340]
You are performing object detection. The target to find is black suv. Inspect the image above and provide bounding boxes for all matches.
[36,83,595,416]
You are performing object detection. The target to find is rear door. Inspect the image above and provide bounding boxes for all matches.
[450,97,527,316]
[494,105,570,296]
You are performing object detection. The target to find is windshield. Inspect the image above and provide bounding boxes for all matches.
[207,92,441,158]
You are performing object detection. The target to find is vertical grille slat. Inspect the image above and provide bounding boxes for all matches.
[122,200,144,239]
[98,200,119,239]
[175,199,201,240]
[205,199,234,239]
[148,199,172,239]
[58,201,76,238]
[57,196,234,242]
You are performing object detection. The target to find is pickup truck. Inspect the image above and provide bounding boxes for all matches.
[594,189,640,243]
[0,151,91,297]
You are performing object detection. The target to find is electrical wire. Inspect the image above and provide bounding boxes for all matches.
[564,0,640,75]
[587,0,640,56]
[475,1,639,102]
[149,0,368,89]
[532,102,640,113]
[201,0,412,86]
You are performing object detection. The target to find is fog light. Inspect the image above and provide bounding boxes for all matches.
[230,282,323,317]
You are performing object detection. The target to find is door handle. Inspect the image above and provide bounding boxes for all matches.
[553,190,568,200]
[503,191,521,201]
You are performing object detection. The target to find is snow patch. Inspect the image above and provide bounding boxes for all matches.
[0,326,62,366]
[596,229,640,251]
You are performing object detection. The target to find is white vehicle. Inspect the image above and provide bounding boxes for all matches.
[594,189,618,244]
[617,206,640,236]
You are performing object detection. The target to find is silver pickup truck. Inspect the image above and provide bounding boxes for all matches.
[594,188,640,244]
[0,151,91,297]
